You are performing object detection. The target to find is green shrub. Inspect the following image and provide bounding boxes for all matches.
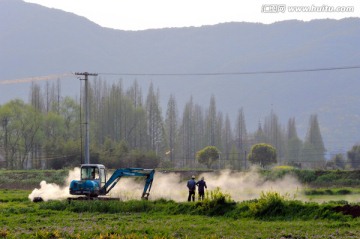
[191,188,236,216]
[304,189,325,195]
[325,189,334,195]
[248,191,287,218]
[225,203,252,219]
[207,187,232,203]
[244,191,350,220]
[304,188,353,196]
[316,173,341,185]
[336,189,351,195]
[294,169,317,184]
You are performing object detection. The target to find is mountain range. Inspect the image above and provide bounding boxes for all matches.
[1,0,360,156]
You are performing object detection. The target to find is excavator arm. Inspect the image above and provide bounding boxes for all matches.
[99,168,155,199]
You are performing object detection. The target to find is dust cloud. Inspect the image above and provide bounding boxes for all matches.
[100,168,304,202]
[195,169,303,202]
[28,168,80,201]
[107,171,185,200]
[29,167,303,202]
[151,168,303,202]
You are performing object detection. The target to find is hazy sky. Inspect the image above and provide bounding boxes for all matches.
[24,0,359,30]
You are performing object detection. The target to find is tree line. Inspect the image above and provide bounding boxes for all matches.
[0,78,358,170]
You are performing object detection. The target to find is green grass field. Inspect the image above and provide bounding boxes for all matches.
[1,189,360,238]
[2,169,360,238]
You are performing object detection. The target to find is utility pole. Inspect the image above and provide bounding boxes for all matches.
[75,72,98,164]
[2,117,8,168]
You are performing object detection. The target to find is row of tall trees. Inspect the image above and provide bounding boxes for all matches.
[0,79,333,169]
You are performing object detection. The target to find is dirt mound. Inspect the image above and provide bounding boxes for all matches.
[334,205,360,217]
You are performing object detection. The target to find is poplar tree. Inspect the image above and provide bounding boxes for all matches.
[347,145,360,169]
[44,79,61,113]
[216,112,224,168]
[91,78,107,145]
[223,114,233,167]
[179,97,195,167]
[254,121,266,144]
[263,110,285,164]
[301,114,325,168]
[234,108,248,169]
[127,80,143,108]
[164,94,178,163]
[101,82,124,142]
[229,144,239,169]
[29,83,44,112]
[193,104,205,157]
[285,117,302,166]
[126,80,147,149]
[146,83,164,154]
[205,95,217,146]
[29,82,45,168]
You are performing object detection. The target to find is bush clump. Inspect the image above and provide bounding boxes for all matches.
[240,191,350,220]
[248,191,288,218]
[194,187,236,216]
[304,188,353,196]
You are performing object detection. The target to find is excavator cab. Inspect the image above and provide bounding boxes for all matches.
[81,164,106,183]
[70,164,106,197]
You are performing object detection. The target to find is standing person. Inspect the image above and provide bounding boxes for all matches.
[196,177,207,200]
[187,175,196,202]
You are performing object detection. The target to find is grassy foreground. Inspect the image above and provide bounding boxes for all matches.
[1,189,360,238]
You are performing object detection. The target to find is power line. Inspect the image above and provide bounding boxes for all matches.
[1,65,359,84]
[98,65,360,77]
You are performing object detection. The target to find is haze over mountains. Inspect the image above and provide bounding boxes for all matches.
[1,0,360,156]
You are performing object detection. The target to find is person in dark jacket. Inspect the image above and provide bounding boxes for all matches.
[187,175,196,202]
[196,176,207,200]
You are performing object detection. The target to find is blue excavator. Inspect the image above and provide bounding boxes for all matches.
[69,164,155,200]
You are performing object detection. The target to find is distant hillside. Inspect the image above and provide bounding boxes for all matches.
[1,0,360,155]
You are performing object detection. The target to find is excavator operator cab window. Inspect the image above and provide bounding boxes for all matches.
[99,168,106,184]
[81,166,99,180]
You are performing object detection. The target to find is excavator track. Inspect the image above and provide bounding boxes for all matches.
[32,196,122,202]
[67,196,122,201]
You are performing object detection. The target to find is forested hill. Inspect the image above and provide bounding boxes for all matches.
[1,0,360,155]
